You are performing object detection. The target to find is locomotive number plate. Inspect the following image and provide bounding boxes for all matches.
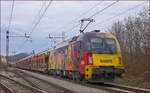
[100,60,112,63]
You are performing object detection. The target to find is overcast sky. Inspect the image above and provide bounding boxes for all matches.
[1,1,149,55]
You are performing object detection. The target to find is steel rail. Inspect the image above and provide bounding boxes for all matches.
[16,68,129,93]
[15,67,150,93]
[14,69,74,93]
[0,82,15,93]
[105,82,150,93]
[12,70,46,90]
[0,73,47,93]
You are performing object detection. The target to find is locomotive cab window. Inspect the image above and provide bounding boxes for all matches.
[90,38,117,54]
[91,38,103,48]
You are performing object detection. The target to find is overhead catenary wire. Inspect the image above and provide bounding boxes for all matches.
[89,0,119,18]
[8,0,15,30]
[65,23,80,33]
[53,0,104,33]
[28,38,53,56]
[75,0,104,19]
[31,0,47,26]
[47,1,104,43]
[30,0,120,53]
[15,0,52,54]
[15,39,30,54]
[29,0,53,35]
[15,1,47,54]
[89,1,147,29]
[23,0,56,55]
[34,41,51,53]
[65,0,119,34]
[14,1,148,59]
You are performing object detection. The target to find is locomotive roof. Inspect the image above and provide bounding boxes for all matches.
[50,31,115,49]
[84,31,116,39]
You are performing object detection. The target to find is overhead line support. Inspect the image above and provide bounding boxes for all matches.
[6,30,9,70]
[5,30,30,69]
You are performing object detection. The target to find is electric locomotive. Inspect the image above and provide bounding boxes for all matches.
[48,30,125,82]
[79,31,125,81]
[16,30,125,82]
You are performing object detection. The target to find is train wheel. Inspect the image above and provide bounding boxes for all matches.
[60,70,63,78]
[74,72,81,82]
[79,74,88,83]
[78,74,84,81]
[72,72,76,81]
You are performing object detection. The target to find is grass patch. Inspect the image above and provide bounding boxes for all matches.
[118,77,147,88]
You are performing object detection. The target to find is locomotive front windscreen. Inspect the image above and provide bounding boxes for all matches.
[90,38,117,54]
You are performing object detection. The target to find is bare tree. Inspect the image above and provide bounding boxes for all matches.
[107,8,149,79]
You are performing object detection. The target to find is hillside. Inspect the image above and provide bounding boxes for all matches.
[8,53,29,63]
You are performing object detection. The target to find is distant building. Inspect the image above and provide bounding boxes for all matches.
[1,56,7,65]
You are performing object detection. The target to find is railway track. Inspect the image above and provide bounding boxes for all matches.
[103,82,150,93]
[0,73,47,93]
[9,68,73,93]
[0,82,15,93]
[61,77,150,93]
[37,71,150,93]
[12,67,150,93]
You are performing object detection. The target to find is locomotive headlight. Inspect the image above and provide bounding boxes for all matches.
[88,56,93,65]
[81,61,85,65]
